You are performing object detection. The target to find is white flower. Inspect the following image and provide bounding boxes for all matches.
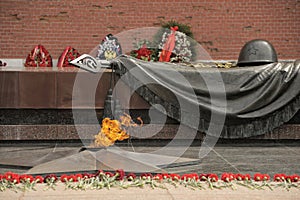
[158,29,193,62]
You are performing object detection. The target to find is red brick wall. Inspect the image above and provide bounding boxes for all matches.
[0,0,299,60]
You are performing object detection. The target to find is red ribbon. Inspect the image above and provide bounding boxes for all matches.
[159,26,178,62]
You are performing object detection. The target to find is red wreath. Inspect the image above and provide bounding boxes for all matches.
[25,45,52,67]
[57,46,81,67]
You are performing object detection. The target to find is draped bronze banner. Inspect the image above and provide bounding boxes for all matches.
[114,55,300,138]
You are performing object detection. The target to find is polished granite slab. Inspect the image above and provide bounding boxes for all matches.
[0,144,200,175]
[0,141,299,176]
[0,68,149,109]
[26,149,199,174]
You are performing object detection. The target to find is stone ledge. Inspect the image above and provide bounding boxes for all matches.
[0,124,299,141]
[0,124,203,140]
[250,124,300,139]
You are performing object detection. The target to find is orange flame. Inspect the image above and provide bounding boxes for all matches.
[93,113,142,147]
[119,113,143,127]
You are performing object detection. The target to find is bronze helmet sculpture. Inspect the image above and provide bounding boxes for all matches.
[237,39,278,66]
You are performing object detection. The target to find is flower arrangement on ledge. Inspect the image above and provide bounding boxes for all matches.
[1,170,299,192]
[25,45,52,67]
[130,40,158,62]
[130,20,195,63]
[0,60,7,67]
[57,46,81,67]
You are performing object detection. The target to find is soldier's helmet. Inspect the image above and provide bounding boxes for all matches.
[237,39,278,66]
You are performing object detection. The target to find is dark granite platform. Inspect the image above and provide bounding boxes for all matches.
[0,140,299,176]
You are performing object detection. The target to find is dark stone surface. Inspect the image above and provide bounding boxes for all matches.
[288,109,300,124]
[0,109,178,125]
[1,108,300,125]
[0,141,299,176]
[0,108,299,141]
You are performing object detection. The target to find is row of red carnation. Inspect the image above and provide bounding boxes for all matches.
[1,170,299,184]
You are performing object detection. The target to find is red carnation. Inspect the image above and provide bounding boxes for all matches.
[60,174,69,182]
[126,173,136,181]
[4,171,14,180]
[254,173,269,181]
[68,175,77,182]
[181,173,199,181]
[208,174,218,182]
[35,176,44,183]
[105,172,114,178]
[11,174,20,184]
[199,173,208,181]
[262,174,270,181]
[291,174,300,182]
[4,172,20,183]
[190,173,199,181]
[274,174,287,182]
[141,173,153,179]
[161,173,170,179]
[60,174,80,182]
[82,173,94,179]
[221,173,235,182]
[254,173,263,181]
[75,174,83,181]
[44,174,58,183]
[115,169,125,180]
[235,174,244,181]
[244,174,251,181]
[181,174,189,180]
[287,174,300,182]
[153,174,163,181]
[170,174,180,181]
[20,174,34,183]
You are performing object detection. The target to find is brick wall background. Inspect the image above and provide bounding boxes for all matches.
[0,0,299,60]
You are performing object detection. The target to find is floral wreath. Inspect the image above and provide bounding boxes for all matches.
[57,46,81,67]
[158,26,192,62]
[130,21,194,63]
[25,45,52,67]
[97,34,122,60]
[0,60,7,67]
